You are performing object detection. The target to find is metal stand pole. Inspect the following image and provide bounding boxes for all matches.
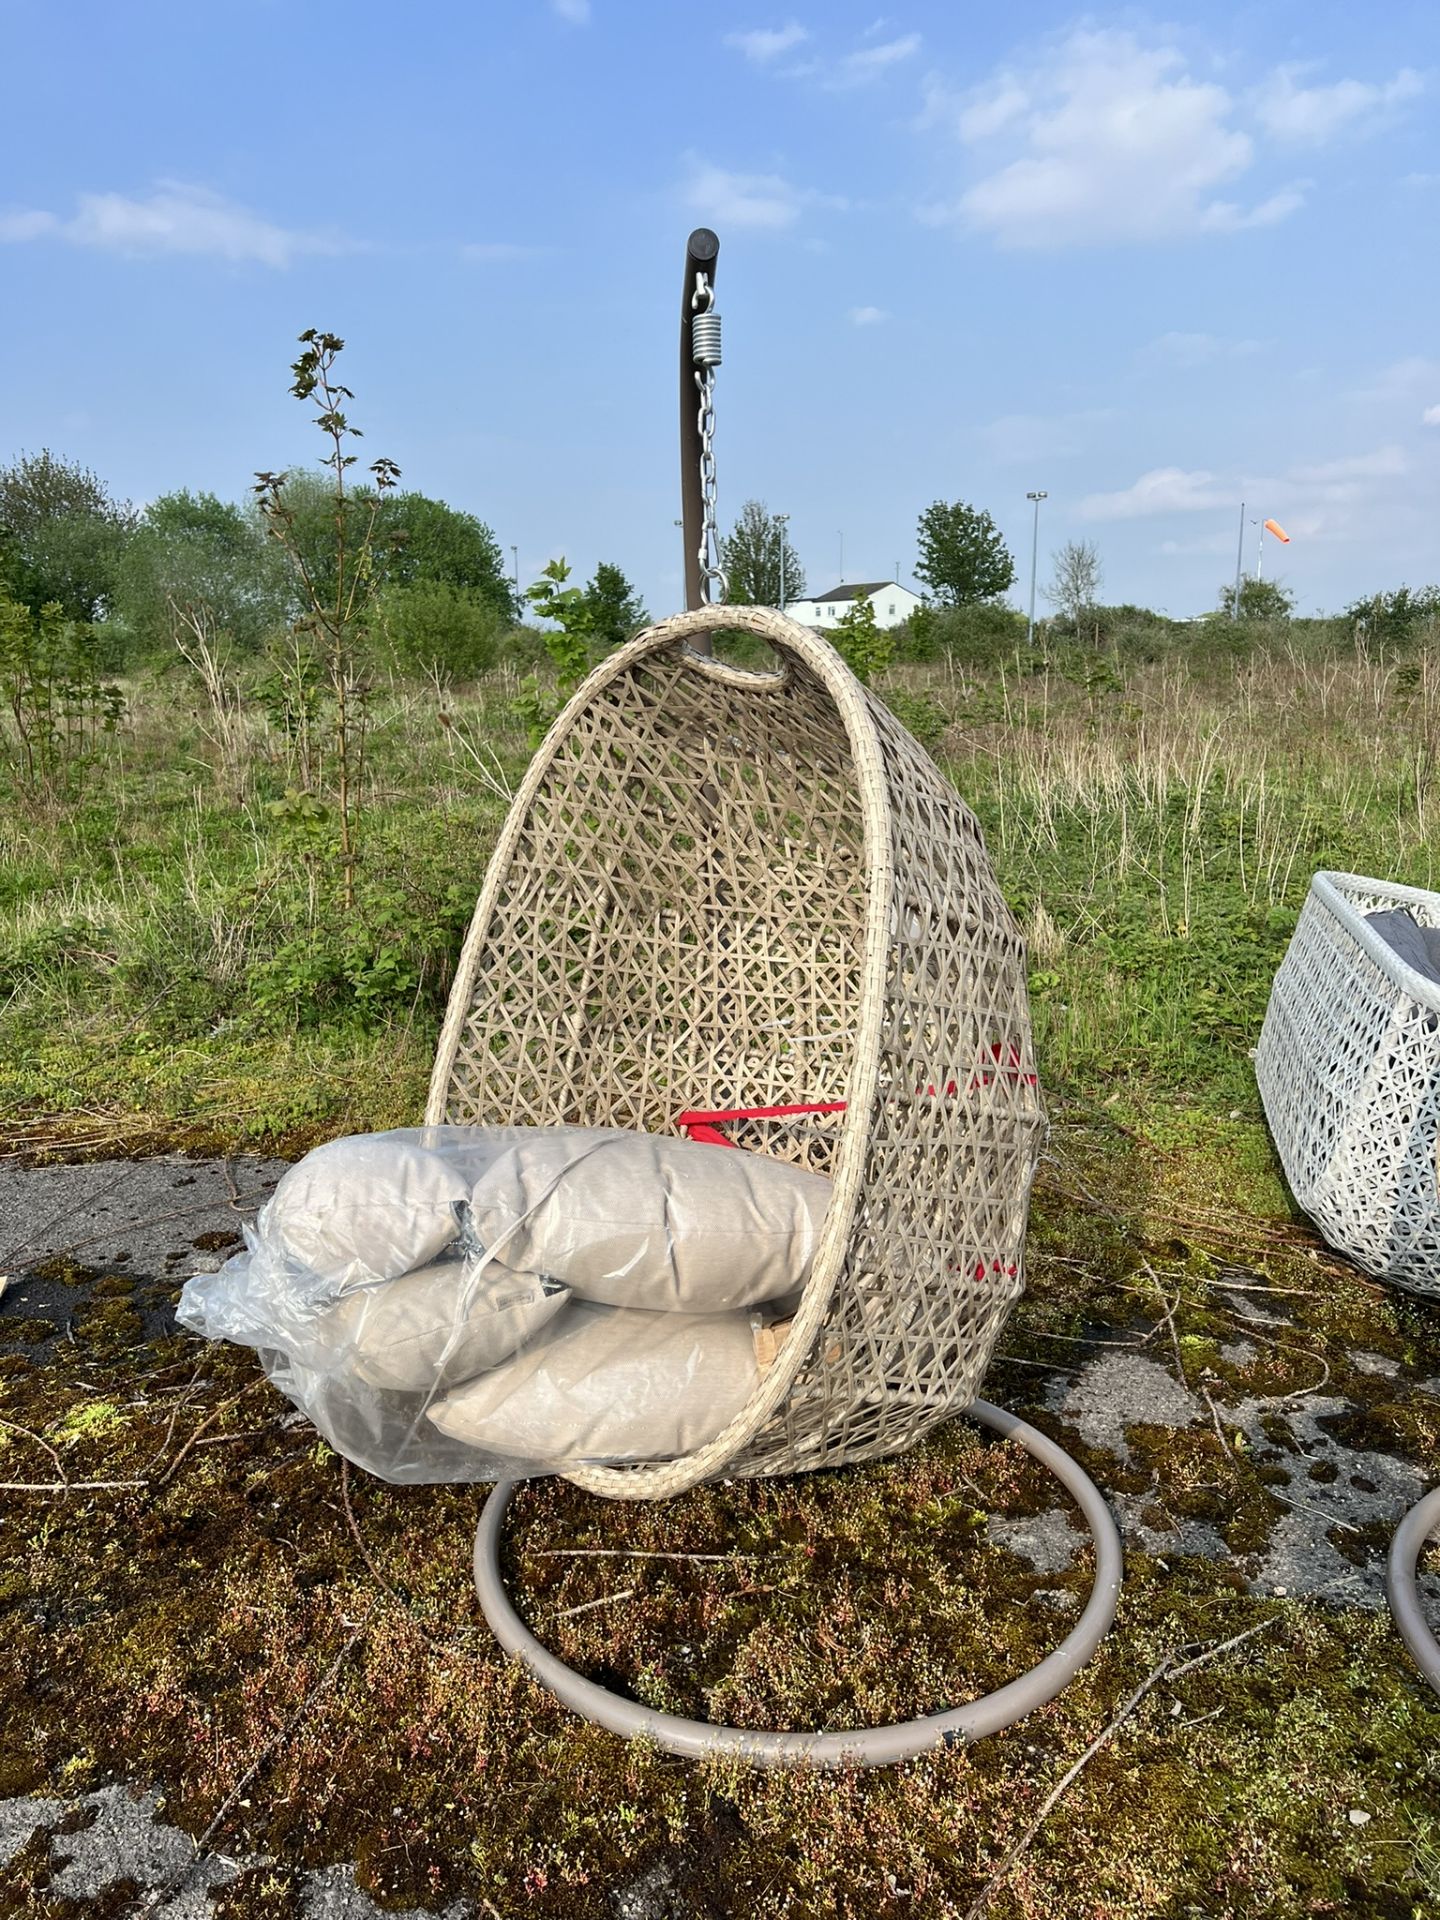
[473,1398,1123,1770]
[1025,491,1047,645]
[1388,1486,1440,1697]
[680,228,719,641]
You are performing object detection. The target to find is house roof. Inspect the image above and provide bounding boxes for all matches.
[800,580,908,603]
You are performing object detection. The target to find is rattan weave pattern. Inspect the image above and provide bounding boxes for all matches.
[427,605,1046,1497]
[1256,871,1440,1296]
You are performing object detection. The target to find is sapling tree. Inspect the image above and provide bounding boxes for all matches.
[518,558,599,745]
[721,501,805,606]
[0,591,124,796]
[832,593,893,685]
[1045,540,1103,635]
[254,330,400,909]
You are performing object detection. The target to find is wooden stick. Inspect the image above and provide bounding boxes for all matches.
[1142,1261,1188,1387]
[531,1548,761,1563]
[0,1414,66,1480]
[157,1380,266,1485]
[0,1479,147,1493]
[554,1587,638,1621]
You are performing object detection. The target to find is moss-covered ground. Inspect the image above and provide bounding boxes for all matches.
[2,635,1440,1916]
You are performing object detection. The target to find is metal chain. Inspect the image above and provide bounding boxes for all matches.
[691,273,727,604]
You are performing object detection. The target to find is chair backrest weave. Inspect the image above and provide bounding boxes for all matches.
[429,606,1045,1497]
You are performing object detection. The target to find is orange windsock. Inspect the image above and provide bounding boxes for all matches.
[1263,518,1290,543]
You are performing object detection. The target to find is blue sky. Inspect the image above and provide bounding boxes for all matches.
[2,1,1437,617]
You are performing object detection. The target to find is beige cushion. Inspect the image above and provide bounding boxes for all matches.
[426,1303,760,1466]
[321,1258,569,1394]
[263,1136,470,1290]
[469,1130,832,1312]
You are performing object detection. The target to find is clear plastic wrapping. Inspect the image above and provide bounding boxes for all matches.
[178,1126,830,1484]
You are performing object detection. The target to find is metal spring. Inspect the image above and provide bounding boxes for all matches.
[691,309,722,369]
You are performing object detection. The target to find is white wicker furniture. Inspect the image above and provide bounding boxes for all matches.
[1256,871,1440,1295]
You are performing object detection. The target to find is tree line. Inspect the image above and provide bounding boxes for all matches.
[0,448,651,683]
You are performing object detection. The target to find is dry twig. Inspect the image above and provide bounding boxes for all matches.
[962,1619,1279,1920]
[554,1587,639,1622]
[129,1619,370,1918]
[532,1548,761,1564]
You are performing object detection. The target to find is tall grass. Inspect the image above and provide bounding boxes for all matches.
[2,632,1435,1146]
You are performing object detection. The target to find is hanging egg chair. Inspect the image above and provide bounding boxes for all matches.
[441,231,1123,1765]
[429,601,1046,1498]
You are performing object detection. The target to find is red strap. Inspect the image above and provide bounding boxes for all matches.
[676,1052,1036,1146]
[676,1099,848,1147]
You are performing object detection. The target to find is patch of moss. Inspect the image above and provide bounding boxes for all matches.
[2,1119,1439,1916]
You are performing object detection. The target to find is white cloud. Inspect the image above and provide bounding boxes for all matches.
[1081,445,1412,523]
[1424,404,1440,426]
[0,209,58,241]
[1288,446,1408,485]
[849,304,889,326]
[931,30,1290,248]
[0,183,342,266]
[979,408,1115,465]
[831,33,920,85]
[1255,65,1422,144]
[1349,355,1440,409]
[740,24,918,90]
[725,22,808,63]
[1139,331,1262,368]
[1199,186,1309,232]
[682,158,842,230]
[551,0,590,21]
[920,30,1412,249]
[1079,467,1233,521]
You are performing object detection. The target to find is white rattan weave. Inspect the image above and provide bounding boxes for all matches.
[427,605,1046,1499]
[1256,871,1440,1295]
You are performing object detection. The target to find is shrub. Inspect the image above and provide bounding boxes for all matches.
[0,592,125,796]
[894,601,1026,665]
[379,580,502,682]
[1344,585,1440,652]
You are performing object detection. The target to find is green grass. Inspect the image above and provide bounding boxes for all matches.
[3,631,1440,1916]
[4,634,1438,1149]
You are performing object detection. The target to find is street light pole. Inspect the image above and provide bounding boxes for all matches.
[510,545,519,605]
[776,513,789,612]
[1025,491,1047,646]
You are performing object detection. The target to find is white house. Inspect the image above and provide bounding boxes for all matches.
[785,581,923,631]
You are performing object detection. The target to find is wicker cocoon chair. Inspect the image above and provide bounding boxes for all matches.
[1256,871,1440,1296]
[427,603,1047,1500]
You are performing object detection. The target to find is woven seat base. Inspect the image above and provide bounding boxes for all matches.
[1388,1485,1440,1697]
[472,1400,1123,1770]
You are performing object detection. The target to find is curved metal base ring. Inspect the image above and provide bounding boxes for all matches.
[472,1398,1124,1769]
[1387,1485,1440,1698]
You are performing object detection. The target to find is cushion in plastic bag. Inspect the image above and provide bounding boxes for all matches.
[469,1130,831,1312]
[426,1302,760,1465]
[262,1135,471,1291]
[323,1257,570,1394]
